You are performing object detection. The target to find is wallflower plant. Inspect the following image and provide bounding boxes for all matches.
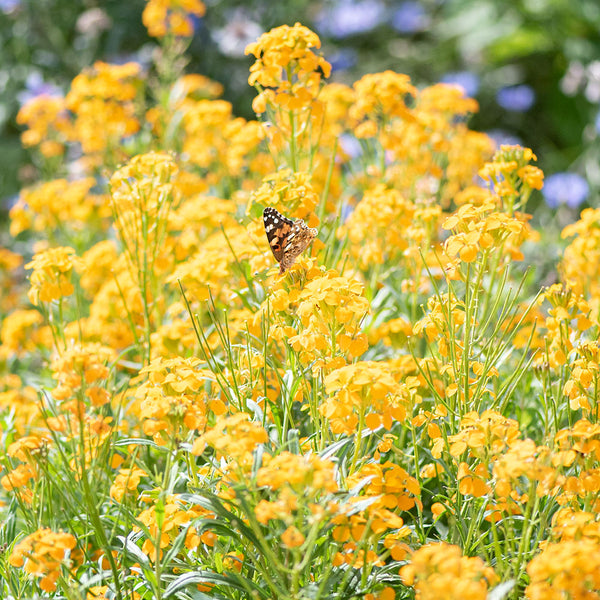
[2,4,599,600]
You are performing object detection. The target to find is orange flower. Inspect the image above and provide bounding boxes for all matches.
[25,246,81,305]
[9,528,78,592]
[143,0,205,38]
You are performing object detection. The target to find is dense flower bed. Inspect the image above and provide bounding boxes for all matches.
[2,4,600,600]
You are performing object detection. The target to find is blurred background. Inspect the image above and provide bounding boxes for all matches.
[2,0,600,215]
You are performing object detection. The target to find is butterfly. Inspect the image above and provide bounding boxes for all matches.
[263,207,318,274]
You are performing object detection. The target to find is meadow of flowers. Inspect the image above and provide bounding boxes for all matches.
[2,2,600,599]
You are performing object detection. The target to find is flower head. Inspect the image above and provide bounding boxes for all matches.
[9,528,78,592]
[25,246,81,305]
[142,0,205,38]
[543,172,589,209]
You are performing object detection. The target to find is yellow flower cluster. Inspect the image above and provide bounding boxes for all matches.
[25,246,81,305]
[134,356,224,445]
[400,543,498,600]
[191,413,268,469]
[246,23,331,113]
[142,0,206,38]
[323,361,419,434]
[66,61,142,159]
[6,14,600,600]
[16,95,71,158]
[8,528,78,592]
[134,495,211,559]
[561,208,600,308]
[10,178,110,238]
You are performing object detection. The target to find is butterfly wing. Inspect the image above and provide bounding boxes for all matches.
[263,207,296,264]
[263,207,318,273]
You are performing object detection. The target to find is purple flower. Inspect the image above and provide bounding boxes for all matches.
[543,173,589,209]
[485,129,522,149]
[595,110,600,134]
[328,48,358,72]
[440,71,479,97]
[392,1,430,34]
[496,85,535,112]
[339,134,362,159]
[315,0,386,39]
[0,0,20,13]
[16,73,62,106]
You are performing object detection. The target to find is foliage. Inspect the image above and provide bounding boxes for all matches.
[1,5,600,600]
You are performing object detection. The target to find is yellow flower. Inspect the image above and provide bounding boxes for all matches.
[322,361,419,434]
[346,461,421,512]
[281,526,305,548]
[16,95,71,156]
[525,539,600,600]
[245,23,331,163]
[262,266,369,372]
[191,413,268,469]
[8,528,78,592]
[25,246,81,305]
[400,542,498,600]
[350,71,417,138]
[65,61,142,158]
[142,0,205,38]
[561,208,600,310]
[10,178,110,238]
[478,145,543,211]
[110,152,179,301]
[256,452,338,494]
[182,100,267,179]
[109,466,148,502]
[134,356,217,445]
[250,169,320,223]
[340,184,416,267]
[81,268,143,352]
[79,240,120,298]
[492,439,561,505]
[0,309,51,356]
[246,23,330,93]
[0,376,40,434]
[50,343,115,406]
[134,495,210,559]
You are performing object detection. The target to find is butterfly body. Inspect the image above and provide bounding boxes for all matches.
[263,207,317,274]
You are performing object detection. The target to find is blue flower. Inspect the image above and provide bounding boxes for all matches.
[595,110,600,134]
[0,0,20,13]
[440,71,479,97]
[391,1,430,34]
[328,48,358,73]
[485,129,522,149]
[315,0,386,39]
[496,85,535,112]
[16,73,62,106]
[339,134,362,159]
[543,173,589,209]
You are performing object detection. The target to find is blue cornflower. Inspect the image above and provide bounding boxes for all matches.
[328,48,358,73]
[543,173,589,209]
[485,129,523,149]
[392,1,430,34]
[315,0,386,39]
[496,85,535,112]
[0,0,19,13]
[440,72,480,97]
[16,73,62,106]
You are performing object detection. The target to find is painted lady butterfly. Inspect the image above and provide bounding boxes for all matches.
[263,207,318,274]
